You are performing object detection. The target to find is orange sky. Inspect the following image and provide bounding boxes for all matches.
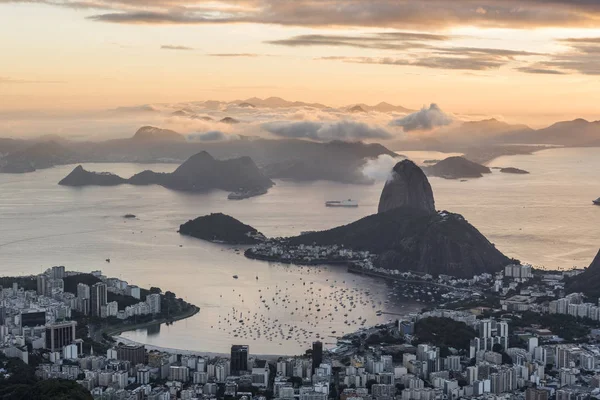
[2,1,600,125]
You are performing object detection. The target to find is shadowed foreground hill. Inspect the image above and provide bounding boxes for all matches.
[286,206,510,278]
[566,249,600,299]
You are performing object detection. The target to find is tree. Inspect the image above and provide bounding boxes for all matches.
[288,376,303,388]
[492,343,504,353]
[414,317,477,351]
[366,379,378,391]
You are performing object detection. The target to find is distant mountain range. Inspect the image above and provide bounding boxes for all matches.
[169,97,414,113]
[425,117,600,148]
[347,102,414,113]
[392,116,600,162]
[0,126,398,184]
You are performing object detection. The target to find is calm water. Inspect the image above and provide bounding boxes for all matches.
[0,147,599,354]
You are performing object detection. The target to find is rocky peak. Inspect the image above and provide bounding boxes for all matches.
[378,160,436,214]
[589,249,600,270]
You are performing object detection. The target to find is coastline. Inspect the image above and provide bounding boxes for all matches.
[244,249,357,266]
[99,305,200,338]
[346,266,478,293]
[112,335,288,361]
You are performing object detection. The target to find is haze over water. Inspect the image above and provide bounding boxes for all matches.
[0,147,598,354]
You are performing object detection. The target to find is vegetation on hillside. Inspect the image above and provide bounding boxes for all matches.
[414,317,477,350]
[0,354,92,399]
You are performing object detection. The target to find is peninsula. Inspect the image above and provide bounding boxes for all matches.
[181,160,512,278]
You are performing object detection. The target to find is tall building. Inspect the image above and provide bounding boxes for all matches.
[231,345,249,375]
[526,388,549,400]
[137,368,150,385]
[312,341,323,374]
[45,321,77,352]
[21,310,46,327]
[497,321,509,338]
[36,275,47,296]
[479,320,492,338]
[91,282,107,317]
[77,283,91,315]
[170,366,190,382]
[77,283,90,299]
[116,344,146,365]
[146,293,161,314]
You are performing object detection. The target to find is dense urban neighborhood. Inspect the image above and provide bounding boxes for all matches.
[1,262,600,399]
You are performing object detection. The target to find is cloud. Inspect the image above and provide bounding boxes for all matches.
[161,45,194,50]
[390,104,453,132]
[187,131,238,142]
[361,154,402,182]
[516,66,567,75]
[66,1,600,28]
[317,45,541,71]
[262,120,392,142]
[518,36,600,75]
[5,0,600,29]
[266,32,449,50]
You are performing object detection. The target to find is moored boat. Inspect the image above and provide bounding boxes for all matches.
[325,199,358,208]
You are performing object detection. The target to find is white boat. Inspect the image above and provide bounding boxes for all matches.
[325,199,358,208]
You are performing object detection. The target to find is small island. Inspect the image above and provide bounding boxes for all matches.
[424,156,491,179]
[178,213,266,244]
[500,167,530,174]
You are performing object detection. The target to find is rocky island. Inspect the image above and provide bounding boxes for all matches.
[59,151,274,198]
[179,213,266,244]
[424,156,491,179]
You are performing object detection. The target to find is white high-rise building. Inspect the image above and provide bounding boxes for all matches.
[528,337,539,354]
[479,320,492,338]
[137,368,150,385]
[146,294,161,314]
[63,344,78,360]
[497,322,509,338]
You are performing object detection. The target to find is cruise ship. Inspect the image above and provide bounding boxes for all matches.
[325,199,358,208]
[594,198,600,206]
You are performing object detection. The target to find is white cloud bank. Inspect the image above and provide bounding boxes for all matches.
[390,103,453,131]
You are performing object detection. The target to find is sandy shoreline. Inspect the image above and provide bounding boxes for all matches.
[112,335,289,361]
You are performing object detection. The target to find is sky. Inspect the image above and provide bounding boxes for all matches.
[2,0,600,128]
